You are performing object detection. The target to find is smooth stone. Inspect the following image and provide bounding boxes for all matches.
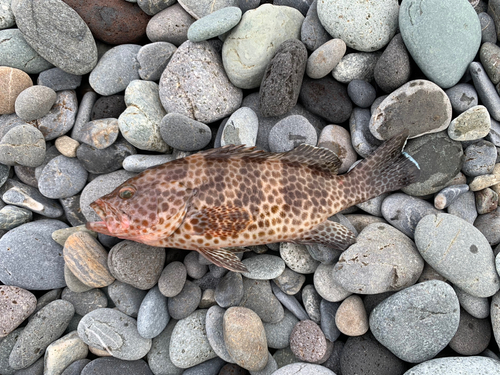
[447,190,478,224]
[259,39,308,117]
[78,118,119,149]
[299,76,352,123]
[220,106,259,147]
[320,300,341,342]
[370,280,459,363]
[241,255,286,280]
[480,12,497,44]
[137,0,176,15]
[137,42,177,81]
[0,124,45,167]
[168,280,202,320]
[169,309,217,368]
[0,67,32,115]
[332,52,381,83]
[402,132,464,196]
[381,193,441,238]
[14,85,56,122]
[403,356,500,374]
[473,207,500,245]
[289,320,329,363]
[63,231,115,288]
[183,357,226,375]
[415,213,500,297]
[470,62,500,122]
[224,306,268,371]
[267,115,317,153]
[491,289,500,350]
[462,140,496,176]
[123,154,173,172]
[64,264,93,293]
[146,3,195,46]
[37,67,82,92]
[60,359,91,375]
[206,305,234,363]
[44,331,88,375]
[160,113,212,151]
[445,83,479,113]
[470,173,500,191]
[9,300,74,370]
[0,286,36,338]
[222,4,304,89]
[108,280,147,318]
[0,327,22,375]
[448,308,491,355]
[89,44,141,96]
[183,251,208,279]
[349,107,382,158]
[335,295,369,337]
[188,6,242,42]
[239,278,284,323]
[78,308,152,360]
[487,118,500,146]
[38,156,88,199]
[70,91,97,141]
[314,263,351,302]
[273,267,306,296]
[158,261,187,297]
[306,38,346,79]
[215,272,243,308]
[0,205,32,230]
[80,358,153,375]
[177,0,237,19]
[347,79,376,108]
[356,193,388,217]
[374,33,411,93]
[0,220,67,290]
[55,136,80,158]
[370,80,452,140]
[0,0,15,28]
[271,281,309,321]
[448,105,491,141]
[160,40,242,123]
[15,0,97,74]
[137,285,169,339]
[76,139,137,175]
[263,309,299,350]
[91,95,126,121]
[399,0,481,88]
[480,42,500,84]
[301,0,330,51]
[272,363,335,375]
[59,195,86,228]
[453,285,490,319]
[147,319,183,375]
[280,242,320,274]
[108,240,165,290]
[0,29,52,74]
[435,184,470,210]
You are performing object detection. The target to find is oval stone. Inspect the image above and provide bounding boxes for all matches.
[414,213,500,298]
[241,255,286,280]
[447,105,491,141]
[0,67,33,115]
[0,286,36,339]
[187,6,242,42]
[403,356,500,374]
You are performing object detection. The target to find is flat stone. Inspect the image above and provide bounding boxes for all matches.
[178,0,237,19]
[0,67,33,115]
[160,113,212,151]
[37,67,82,92]
[14,85,56,122]
[78,118,119,149]
[187,6,242,42]
[469,61,500,122]
[239,278,284,323]
[317,0,398,52]
[78,308,152,360]
[415,213,500,297]
[0,286,36,339]
[123,154,173,172]
[137,42,177,81]
[220,107,259,147]
[314,263,351,302]
[76,138,137,175]
[15,0,97,75]
[241,255,285,280]
[448,105,491,141]
[146,4,195,46]
[374,34,411,93]
[480,42,500,84]
[332,52,381,83]
[445,83,479,113]
[222,4,304,89]
[158,261,187,297]
[301,0,330,51]
[137,285,169,339]
[271,281,309,321]
[214,271,243,308]
[38,155,88,199]
[44,331,88,375]
[306,38,346,79]
[404,356,500,374]
[399,0,481,88]
[453,285,490,319]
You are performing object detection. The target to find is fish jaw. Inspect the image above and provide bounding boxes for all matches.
[86,199,131,237]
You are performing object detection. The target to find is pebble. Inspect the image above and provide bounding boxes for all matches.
[453,285,490,319]
[320,300,341,342]
[415,213,500,297]
[63,231,115,288]
[63,0,151,45]
[188,6,242,42]
[183,251,208,279]
[61,359,91,375]
[0,123,46,167]
[137,285,169,339]
[356,193,387,217]
[0,28,52,74]
[146,3,195,46]
[214,271,243,308]
[0,205,32,230]
[474,207,500,245]
[314,263,351,302]
[408,356,500,374]
[273,267,306,296]
[77,308,152,360]
[480,12,497,44]
[137,42,177,81]
[463,140,497,177]
[37,67,82,92]
[335,295,369,337]
[168,280,202,320]
[370,280,460,363]
[0,67,33,115]
[0,220,67,290]
[108,240,165,290]
[301,0,330,51]
[9,300,75,370]
[469,173,500,191]
[299,76,352,123]
[259,39,308,117]
[434,184,470,209]
[15,0,97,75]
[61,287,107,316]
[347,79,377,109]
[271,281,309,321]
[44,331,88,375]
[399,0,481,88]
[241,255,285,280]
[239,278,284,323]
[162,41,242,123]
[137,0,176,16]
[268,115,317,153]
[289,319,330,363]
[263,309,299,350]
[60,195,86,228]
[332,52,381,83]
[374,34,412,93]
[402,132,464,196]
[37,155,88,199]
[469,62,500,122]
[14,85,56,122]
[449,308,491,355]
[349,107,382,158]
[71,91,97,141]
[273,363,335,375]
[77,138,137,175]
[306,38,346,79]
[158,261,187,297]
[223,306,268,371]
[0,0,15,29]
[448,105,491,141]
[89,44,141,96]
[0,327,23,375]
[183,357,226,375]
[91,95,126,121]
[169,309,217,368]
[445,83,479,113]
[205,305,234,363]
[370,80,452,140]
[491,289,500,349]
[318,0,397,51]
[480,42,500,84]
[78,118,120,149]
[220,106,259,147]
[147,319,183,375]
[222,4,304,89]
[123,154,173,172]
[55,136,80,158]
[160,113,212,151]
[80,358,153,375]
[0,286,36,338]
[280,242,320,274]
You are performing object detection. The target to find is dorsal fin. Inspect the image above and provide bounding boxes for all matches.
[198,144,266,158]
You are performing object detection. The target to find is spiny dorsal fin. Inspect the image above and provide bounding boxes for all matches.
[198,144,266,158]
[198,248,248,272]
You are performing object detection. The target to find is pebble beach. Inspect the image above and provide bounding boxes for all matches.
[1,0,500,374]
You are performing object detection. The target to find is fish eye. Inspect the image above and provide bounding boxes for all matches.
[119,186,136,199]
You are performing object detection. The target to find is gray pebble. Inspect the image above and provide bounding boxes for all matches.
[405,356,500,374]
[183,357,226,375]
[14,85,56,122]
[14,357,45,375]
[347,79,376,108]
[0,327,23,375]
[61,287,107,316]
[241,255,285,280]
[302,284,321,323]
[487,118,500,146]
[37,155,88,199]
[470,62,500,122]
[445,83,479,113]
[147,319,183,375]
[271,281,309,321]
[168,280,202,320]
[268,115,317,153]
[453,285,490,319]
[60,359,91,375]
[138,42,177,81]
[0,28,51,73]
[37,67,82,92]
[473,186,498,214]
[78,118,119,150]
[463,140,496,177]
[0,124,46,168]
[239,278,284,323]
[272,347,299,369]
[159,261,187,297]
[80,358,153,375]
[71,91,97,141]
[137,0,176,15]
[64,264,92,293]
[220,107,259,147]
[374,34,411,93]
[146,3,195,46]
[188,6,242,42]
[320,299,341,342]
[272,267,306,295]
[479,12,497,44]
[33,90,78,141]
[123,154,173,172]
[0,205,32,230]
[205,305,235,363]
[77,138,137,175]
[317,124,356,174]
[280,242,320,274]
[356,193,388,217]
[160,113,212,151]
[480,42,500,85]
[108,281,147,318]
[263,309,298,350]
[215,271,243,308]
[272,363,335,375]
[447,190,478,224]
[301,0,329,51]
[448,105,491,141]
[434,184,470,209]
[306,38,346,80]
[449,308,491,355]
[78,308,152,360]
[137,285,169,339]
[314,262,351,302]
[332,52,381,83]
[184,251,208,279]
[349,107,382,158]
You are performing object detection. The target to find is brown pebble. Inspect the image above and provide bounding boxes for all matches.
[55,135,80,157]
[335,295,369,336]
[0,66,33,114]
[289,319,328,363]
[63,231,115,288]
[0,286,37,338]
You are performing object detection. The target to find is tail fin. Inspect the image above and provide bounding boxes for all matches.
[341,130,420,206]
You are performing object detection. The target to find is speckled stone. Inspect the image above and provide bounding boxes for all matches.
[268,115,318,153]
[37,155,88,199]
[0,327,23,375]
[138,42,177,81]
[406,356,500,374]
[37,67,82,92]
[91,95,126,121]
[44,331,88,375]
[453,285,490,319]
[61,287,107,316]
[301,0,330,51]
[0,124,45,167]
[187,6,242,42]
[480,42,500,84]
[160,113,212,151]
[137,285,169,339]
[137,0,177,16]
[280,242,320,274]
[462,140,496,177]
[205,305,234,363]
[168,280,202,320]
[314,263,351,302]
[289,319,329,363]
[214,271,243,308]
[302,285,321,323]
[0,0,15,29]
[374,33,411,93]
[158,261,187,297]
[241,255,286,280]
[273,267,306,295]
[14,85,56,122]
[78,118,119,150]
[332,52,381,83]
[349,107,382,158]
[146,4,195,46]
[108,280,147,317]
[146,319,183,375]
[448,105,491,141]
[0,286,36,338]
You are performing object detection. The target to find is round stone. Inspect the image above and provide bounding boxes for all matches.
[38,155,88,199]
[453,285,490,319]
[55,136,80,158]
[447,105,491,141]
[289,319,329,362]
[168,280,202,320]
[187,6,242,42]
[405,356,500,374]
[0,205,32,231]
[347,79,377,108]
[0,67,33,115]
[183,251,208,279]
[160,113,212,151]
[306,38,346,79]
[268,115,318,153]
[220,107,259,147]
[146,3,195,46]
[14,85,56,122]
[0,286,36,339]
[374,33,412,93]
[214,271,243,308]
[335,295,369,336]
[137,41,177,81]
[108,280,147,318]
[241,254,286,280]
[263,309,299,350]
[239,278,284,323]
[280,242,320,274]
[137,285,169,339]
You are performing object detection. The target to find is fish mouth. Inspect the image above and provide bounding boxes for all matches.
[86,199,130,236]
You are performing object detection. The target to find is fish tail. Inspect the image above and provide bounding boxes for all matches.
[340,131,420,206]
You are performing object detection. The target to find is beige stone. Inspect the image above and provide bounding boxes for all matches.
[0,66,33,114]
[55,135,80,157]
[335,295,369,336]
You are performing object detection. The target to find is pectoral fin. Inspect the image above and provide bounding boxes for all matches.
[198,248,248,272]
[291,220,356,250]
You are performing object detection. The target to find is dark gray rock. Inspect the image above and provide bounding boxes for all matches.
[263,309,299,350]
[76,138,136,175]
[347,79,376,108]
[434,184,470,209]
[445,83,479,113]
[138,41,177,81]
[37,67,82,92]
[71,91,97,141]
[470,61,500,122]
[320,299,341,342]
[239,278,284,323]
[137,285,170,339]
[205,305,234,363]
[480,42,500,84]
[182,357,226,375]
[137,0,177,15]
[60,195,86,227]
[479,12,497,44]
[61,359,91,375]
[349,107,382,158]
[449,308,491,355]
[447,190,478,224]
[147,319,183,375]
[215,271,244,308]
[160,113,212,151]
[168,280,202,320]
[0,327,23,375]
[374,34,411,93]
[462,140,497,176]
[107,281,147,318]
[61,287,107,316]
[183,251,208,279]
[471,207,500,245]
[273,267,306,295]
[91,95,126,121]
[271,281,308,321]
[301,0,330,51]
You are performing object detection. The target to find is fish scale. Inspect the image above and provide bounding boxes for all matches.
[87,131,420,272]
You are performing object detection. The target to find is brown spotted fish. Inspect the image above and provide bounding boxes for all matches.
[86,131,420,272]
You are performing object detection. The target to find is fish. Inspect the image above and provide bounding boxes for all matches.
[86,131,420,272]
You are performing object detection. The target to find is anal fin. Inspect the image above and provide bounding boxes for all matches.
[198,248,248,272]
[290,220,356,251]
